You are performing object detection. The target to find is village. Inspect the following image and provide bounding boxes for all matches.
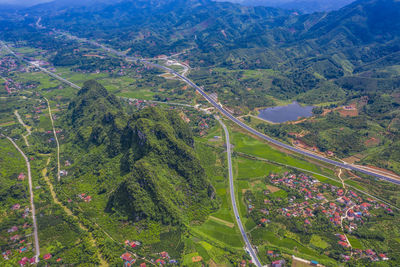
[1,172,58,266]
[246,172,393,263]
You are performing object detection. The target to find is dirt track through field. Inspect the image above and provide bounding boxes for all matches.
[41,157,109,267]
[209,216,235,228]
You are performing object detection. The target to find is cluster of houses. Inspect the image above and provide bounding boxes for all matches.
[267,173,392,230]
[0,56,18,72]
[128,99,157,110]
[2,78,23,94]
[0,56,41,94]
[17,254,59,266]
[153,251,178,265]
[336,234,389,261]
[341,249,389,262]
[260,172,393,263]
[1,203,37,265]
[33,104,47,114]
[120,250,177,267]
[120,252,137,267]
[197,118,210,136]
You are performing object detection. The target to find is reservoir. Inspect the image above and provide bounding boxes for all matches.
[258,101,315,123]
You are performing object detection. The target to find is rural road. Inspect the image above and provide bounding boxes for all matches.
[67,34,399,186]
[4,135,40,262]
[216,117,263,267]
[14,110,32,147]
[3,37,400,185]
[44,97,61,182]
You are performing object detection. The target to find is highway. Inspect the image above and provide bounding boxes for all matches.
[216,117,262,267]
[0,41,80,90]
[4,136,40,262]
[4,37,400,185]
[141,60,400,185]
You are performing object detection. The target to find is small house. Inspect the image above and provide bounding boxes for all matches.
[18,257,29,266]
[18,173,25,181]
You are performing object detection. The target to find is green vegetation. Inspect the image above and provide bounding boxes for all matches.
[1,0,400,265]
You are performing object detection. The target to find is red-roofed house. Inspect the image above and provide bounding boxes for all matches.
[121,252,133,262]
[43,254,52,260]
[18,257,29,266]
[10,235,20,242]
[160,251,169,259]
[379,254,389,260]
[18,173,25,181]
[365,249,376,256]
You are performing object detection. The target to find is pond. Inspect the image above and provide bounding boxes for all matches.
[258,101,315,123]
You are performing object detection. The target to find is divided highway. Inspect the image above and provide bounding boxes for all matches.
[39,32,400,184]
[4,36,400,186]
[216,117,262,267]
[138,59,400,185]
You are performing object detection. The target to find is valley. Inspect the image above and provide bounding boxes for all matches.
[0,0,400,266]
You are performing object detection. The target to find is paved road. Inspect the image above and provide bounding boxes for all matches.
[89,44,400,185]
[216,117,262,267]
[168,70,400,185]
[0,41,80,90]
[4,37,400,185]
[5,136,40,262]
[44,97,62,182]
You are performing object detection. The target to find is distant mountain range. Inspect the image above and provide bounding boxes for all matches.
[213,0,355,13]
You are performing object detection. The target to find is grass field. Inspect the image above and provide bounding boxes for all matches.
[310,235,330,249]
[0,138,26,191]
[230,130,334,177]
[236,157,286,179]
[348,236,364,249]
[191,219,243,248]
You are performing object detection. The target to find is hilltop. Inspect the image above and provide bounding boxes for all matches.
[64,80,216,224]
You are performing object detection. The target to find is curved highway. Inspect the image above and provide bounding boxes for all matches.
[4,36,400,185]
[139,59,400,185]
[216,117,262,267]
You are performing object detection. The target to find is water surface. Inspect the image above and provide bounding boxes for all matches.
[258,101,314,123]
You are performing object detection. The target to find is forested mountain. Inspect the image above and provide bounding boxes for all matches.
[1,0,399,170]
[65,80,216,224]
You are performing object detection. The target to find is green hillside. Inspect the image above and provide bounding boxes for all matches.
[64,80,216,225]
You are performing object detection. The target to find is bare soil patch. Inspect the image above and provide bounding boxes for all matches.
[364,137,380,147]
[209,216,234,228]
[192,256,203,263]
[266,184,281,193]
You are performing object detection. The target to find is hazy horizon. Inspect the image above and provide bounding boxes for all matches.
[0,0,52,6]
